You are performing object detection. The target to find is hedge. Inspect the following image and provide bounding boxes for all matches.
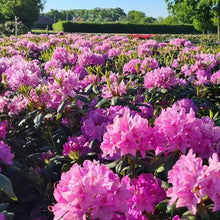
[52,21,201,34]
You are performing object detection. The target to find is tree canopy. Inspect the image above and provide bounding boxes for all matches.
[41,8,158,24]
[0,0,45,28]
[165,0,220,34]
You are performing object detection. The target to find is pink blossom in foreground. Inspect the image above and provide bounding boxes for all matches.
[199,153,220,212]
[168,150,220,214]
[52,160,130,220]
[127,173,166,213]
[100,107,155,158]
[167,150,205,214]
[0,140,14,165]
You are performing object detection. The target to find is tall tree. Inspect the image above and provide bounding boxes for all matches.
[127,10,146,23]
[0,0,45,28]
[165,0,220,34]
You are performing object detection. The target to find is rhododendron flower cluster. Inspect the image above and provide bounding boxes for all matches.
[154,104,220,157]
[126,174,166,214]
[123,59,142,75]
[81,108,110,142]
[101,72,127,98]
[101,107,155,158]
[0,141,14,165]
[211,70,220,84]
[52,160,130,220]
[167,150,220,214]
[62,135,90,159]
[2,55,42,89]
[78,49,105,66]
[0,120,8,140]
[144,67,178,89]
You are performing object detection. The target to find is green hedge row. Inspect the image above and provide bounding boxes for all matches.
[52,21,201,34]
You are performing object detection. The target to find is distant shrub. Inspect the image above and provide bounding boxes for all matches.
[0,21,29,37]
[52,21,201,34]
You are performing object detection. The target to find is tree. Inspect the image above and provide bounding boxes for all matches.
[165,0,220,35]
[127,10,146,23]
[0,0,45,28]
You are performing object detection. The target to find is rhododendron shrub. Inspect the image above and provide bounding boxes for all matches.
[0,33,219,219]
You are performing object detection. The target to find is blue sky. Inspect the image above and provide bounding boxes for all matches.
[43,0,169,18]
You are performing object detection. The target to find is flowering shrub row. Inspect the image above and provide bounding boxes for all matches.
[0,32,219,219]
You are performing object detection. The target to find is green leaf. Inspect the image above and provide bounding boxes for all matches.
[95,98,110,108]
[92,85,100,94]
[0,174,18,201]
[0,203,9,212]
[75,95,89,104]
[18,110,38,127]
[111,96,120,106]
[182,211,197,220]
[84,84,93,93]
[57,100,67,114]
[33,112,45,128]
[105,161,118,169]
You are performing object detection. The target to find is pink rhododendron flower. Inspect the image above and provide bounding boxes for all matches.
[78,49,105,66]
[0,120,8,140]
[0,140,14,165]
[140,58,159,73]
[199,153,220,212]
[100,107,155,158]
[167,150,206,214]
[81,108,110,142]
[52,47,69,64]
[210,70,220,84]
[172,98,197,114]
[144,67,178,89]
[101,72,127,98]
[0,214,4,220]
[62,135,90,159]
[123,59,142,75]
[153,106,220,158]
[127,173,166,213]
[3,55,42,89]
[52,160,130,220]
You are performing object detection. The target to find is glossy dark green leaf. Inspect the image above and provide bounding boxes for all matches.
[33,112,45,128]
[95,98,110,108]
[75,95,89,103]
[0,203,9,212]
[0,174,18,201]
[18,110,38,127]
[57,100,67,114]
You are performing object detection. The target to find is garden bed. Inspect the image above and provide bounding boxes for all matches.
[0,33,219,219]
